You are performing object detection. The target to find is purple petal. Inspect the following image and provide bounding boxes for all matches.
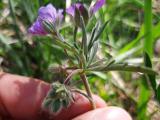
[28,19,47,35]
[66,3,82,17]
[57,9,64,22]
[38,3,57,22]
[28,4,64,35]
[66,4,75,16]
[90,0,105,14]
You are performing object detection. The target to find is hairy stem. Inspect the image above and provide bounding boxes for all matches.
[80,73,96,109]
[71,89,94,105]
[63,69,83,84]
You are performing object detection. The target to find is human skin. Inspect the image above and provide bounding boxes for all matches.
[0,72,132,120]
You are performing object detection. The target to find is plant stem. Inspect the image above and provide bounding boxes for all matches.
[144,0,153,57]
[63,69,83,84]
[71,89,94,105]
[80,73,96,109]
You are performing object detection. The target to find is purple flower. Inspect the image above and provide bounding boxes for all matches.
[90,0,105,15]
[66,0,105,17]
[66,3,82,17]
[28,4,63,35]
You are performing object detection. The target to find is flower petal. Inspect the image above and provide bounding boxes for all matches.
[66,3,82,17]
[90,0,105,14]
[28,19,47,35]
[38,3,57,22]
[66,4,75,16]
[57,9,64,22]
[28,4,64,35]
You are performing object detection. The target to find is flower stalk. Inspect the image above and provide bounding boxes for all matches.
[80,73,96,109]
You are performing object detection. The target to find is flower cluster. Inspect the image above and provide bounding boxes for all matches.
[28,0,105,35]
[28,4,63,35]
[66,0,105,17]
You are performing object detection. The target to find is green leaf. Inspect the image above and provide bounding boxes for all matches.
[144,52,160,103]
[105,59,115,67]
[88,58,106,68]
[80,15,88,59]
[88,22,100,51]
[42,98,52,109]
[89,63,158,75]
[51,99,62,113]
[119,25,144,54]
[156,85,160,102]
[144,52,156,91]
[73,26,78,48]
[47,89,56,97]
[93,20,110,42]
[87,42,98,67]
[62,99,70,108]
[53,39,79,56]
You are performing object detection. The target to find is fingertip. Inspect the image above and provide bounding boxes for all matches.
[73,106,132,120]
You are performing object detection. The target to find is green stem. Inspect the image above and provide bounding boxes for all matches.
[144,0,153,57]
[80,73,96,109]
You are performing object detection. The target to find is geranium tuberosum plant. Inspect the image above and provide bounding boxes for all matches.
[28,1,157,114]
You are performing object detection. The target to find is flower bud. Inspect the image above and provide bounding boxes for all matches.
[66,3,89,27]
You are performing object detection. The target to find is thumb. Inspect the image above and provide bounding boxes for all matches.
[73,107,132,120]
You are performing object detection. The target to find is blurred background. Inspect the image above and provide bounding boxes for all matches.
[0,0,160,119]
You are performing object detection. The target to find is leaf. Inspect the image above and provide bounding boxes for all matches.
[42,98,52,109]
[144,52,156,91]
[100,41,116,50]
[87,42,99,67]
[79,15,88,59]
[156,85,160,103]
[88,22,100,51]
[119,25,144,54]
[105,59,115,67]
[0,34,18,45]
[93,20,110,42]
[90,63,158,75]
[47,89,56,97]
[88,58,106,68]
[51,99,62,113]
[73,26,78,48]
[42,82,74,113]
[62,99,70,108]
[144,52,160,103]
[104,51,113,59]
